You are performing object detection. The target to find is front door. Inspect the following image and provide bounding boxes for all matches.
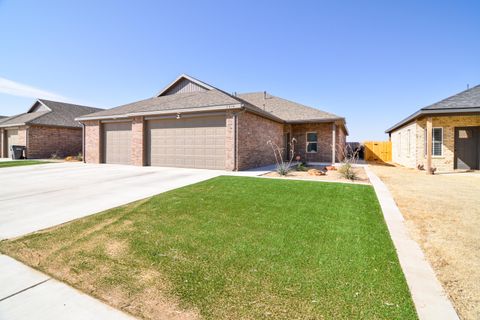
[455,127,479,170]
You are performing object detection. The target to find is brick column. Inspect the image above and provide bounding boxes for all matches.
[331,123,336,164]
[84,120,101,163]
[225,111,236,171]
[131,116,145,166]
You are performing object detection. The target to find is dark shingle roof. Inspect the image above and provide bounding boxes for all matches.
[386,84,480,133]
[77,74,345,130]
[237,92,343,122]
[79,90,242,119]
[0,99,103,128]
[422,85,480,110]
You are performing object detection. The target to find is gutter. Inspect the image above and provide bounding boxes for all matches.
[75,104,244,122]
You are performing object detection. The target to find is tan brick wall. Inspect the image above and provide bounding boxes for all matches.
[131,117,144,166]
[84,120,101,163]
[236,111,284,170]
[26,125,82,159]
[291,123,334,163]
[391,121,417,168]
[416,115,480,172]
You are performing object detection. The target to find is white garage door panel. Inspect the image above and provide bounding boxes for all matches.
[103,122,132,165]
[147,116,226,170]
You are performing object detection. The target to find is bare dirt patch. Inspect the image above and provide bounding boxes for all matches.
[263,165,370,184]
[370,164,480,320]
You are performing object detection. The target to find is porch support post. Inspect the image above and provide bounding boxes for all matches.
[332,123,336,164]
[426,117,433,175]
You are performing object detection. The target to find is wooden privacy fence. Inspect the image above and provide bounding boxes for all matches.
[364,141,392,162]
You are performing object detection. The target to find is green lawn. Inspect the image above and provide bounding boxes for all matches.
[0,176,417,319]
[0,160,50,168]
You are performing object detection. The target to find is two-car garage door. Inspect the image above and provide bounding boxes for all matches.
[101,115,226,169]
[147,116,226,170]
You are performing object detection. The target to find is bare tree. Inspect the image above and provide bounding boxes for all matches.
[336,143,360,180]
[267,138,297,176]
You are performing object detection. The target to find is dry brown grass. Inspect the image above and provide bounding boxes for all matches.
[370,164,480,320]
[2,200,199,320]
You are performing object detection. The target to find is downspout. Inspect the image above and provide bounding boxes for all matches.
[82,123,86,163]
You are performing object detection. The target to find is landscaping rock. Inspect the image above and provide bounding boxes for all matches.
[308,169,326,176]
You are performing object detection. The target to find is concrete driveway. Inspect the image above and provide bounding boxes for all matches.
[0,162,226,239]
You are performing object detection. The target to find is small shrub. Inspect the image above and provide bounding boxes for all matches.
[65,156,74,161]
[76,152,83,161]
[276,162,291,176]
[338,163,358,181]
[296,163,308,171]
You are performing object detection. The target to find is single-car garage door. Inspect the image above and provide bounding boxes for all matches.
[6,129,19,158]
[147,115,226,169]
[102,122,132,165]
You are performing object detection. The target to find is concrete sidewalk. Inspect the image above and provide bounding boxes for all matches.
[365,166,459,320]
[0,255,135,320]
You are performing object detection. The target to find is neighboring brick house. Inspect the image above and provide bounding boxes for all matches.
[0,100,102,159]
[386,85,480,172]
[77,74,348,171]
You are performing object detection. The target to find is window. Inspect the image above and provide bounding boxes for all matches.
[306,132,317,153]
[424,127,443,156]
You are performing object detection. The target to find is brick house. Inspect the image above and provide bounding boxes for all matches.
[386,85,480,172]
[0,99,102,159]
[77,74,348,171]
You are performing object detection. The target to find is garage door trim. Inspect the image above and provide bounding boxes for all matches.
[146,115,226,170]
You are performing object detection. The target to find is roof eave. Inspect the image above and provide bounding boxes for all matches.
[285,117,345,124]
[0,122,27,128]
[385,107,480,133]
[76,103,244,121]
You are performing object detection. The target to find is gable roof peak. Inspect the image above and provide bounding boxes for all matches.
[27,99,52,113]
[156,74,218,97]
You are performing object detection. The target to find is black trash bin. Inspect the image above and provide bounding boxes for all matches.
[10,145,26,160]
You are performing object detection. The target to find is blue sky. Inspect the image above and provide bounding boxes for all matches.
[0,0,479,141]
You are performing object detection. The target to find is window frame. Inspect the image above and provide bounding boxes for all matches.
[306,131,318,153]
[424,127,443,157]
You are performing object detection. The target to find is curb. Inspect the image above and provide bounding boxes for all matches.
[364,166,459,320]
